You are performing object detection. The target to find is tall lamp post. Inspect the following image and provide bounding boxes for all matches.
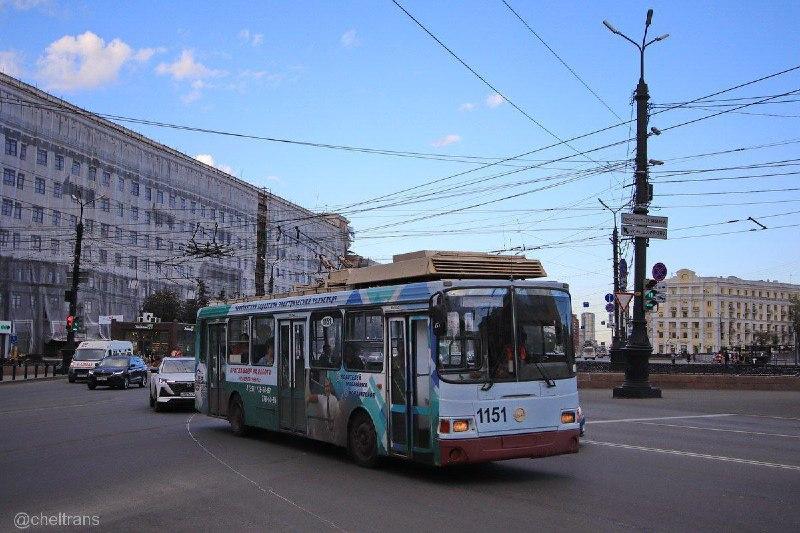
[598,199,624,360]
[603,9,668,398]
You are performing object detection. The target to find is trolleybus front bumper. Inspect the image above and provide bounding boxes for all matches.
[438,429,580,465]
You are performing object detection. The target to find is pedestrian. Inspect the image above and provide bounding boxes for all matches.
[684,349,690,364]
[723,349,729,366]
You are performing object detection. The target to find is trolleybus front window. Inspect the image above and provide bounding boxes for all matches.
[513,288,575,381]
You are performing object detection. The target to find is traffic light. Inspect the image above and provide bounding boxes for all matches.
[66,315,74,330]
[644,279,659,311]
[74,316,82,332]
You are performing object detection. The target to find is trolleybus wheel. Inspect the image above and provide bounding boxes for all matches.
[348,411,378,468]
[229,396,248,436]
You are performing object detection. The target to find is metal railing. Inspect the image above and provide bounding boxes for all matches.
[0,360,62,382]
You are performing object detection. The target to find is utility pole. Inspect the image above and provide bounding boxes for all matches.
[599,199,623,361]
[603,10,668,398]
[63,193,103,372]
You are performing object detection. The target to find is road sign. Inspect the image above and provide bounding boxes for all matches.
[583,301,590,308]
[652,262,668,281]
[654,292,668,303]
[0,321,11,334]
[615,292,635,310]
[9,334,18,345]
[621,213,668,228]
[605,303,614,312]
[605,293,614,303]
[621,225,668,239]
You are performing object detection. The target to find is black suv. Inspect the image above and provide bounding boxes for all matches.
[87,355,148,390]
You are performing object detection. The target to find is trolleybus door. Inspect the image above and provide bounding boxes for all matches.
[388,315,432,457]
[278,320,306,433]
[207,322,227,417]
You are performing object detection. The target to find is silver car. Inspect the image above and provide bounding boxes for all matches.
[149,357,196,412]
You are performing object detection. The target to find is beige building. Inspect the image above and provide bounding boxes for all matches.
[648,269,799,355]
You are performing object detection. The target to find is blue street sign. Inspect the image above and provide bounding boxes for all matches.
[652,262,668,282]
[604,293,614,303]
[582,301,590,308]
[605,303,615,312]
[9,334,18,345]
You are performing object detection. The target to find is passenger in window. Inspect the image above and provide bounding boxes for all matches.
[254,340,274,366]
[307,376,340,439]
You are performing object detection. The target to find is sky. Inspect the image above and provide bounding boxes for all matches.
[1,0,799,343]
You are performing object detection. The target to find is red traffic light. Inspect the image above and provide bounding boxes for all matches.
[66,315,74,327]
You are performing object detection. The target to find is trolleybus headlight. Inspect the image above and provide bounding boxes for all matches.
[438,419,451,434]
[561,411,576,424]
[452,419,471,432]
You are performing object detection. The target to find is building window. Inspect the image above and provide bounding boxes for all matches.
[19,143,26,159]
[55,154,64,171]
[52,210,60,226]
[144,211,151,225]
[200,204,205,218]
[35,177,46,194]
[5,138,17,156]
[220,211,225,223]
[117,202,124,217]
[210,208,215,220]
[145,187,152,201]
[32,206,44,223]
[99,249,107,264]
[102,171,111,186]
[16,173,24,189]
[129,231,137,245]
[155,236,162,250]
[69,214,77,227]
[128,256,137,270]
[1,199,11,216]
[0,230,7,248]
[37,148,48,166]
[31,235,41,251]
[115,226,123,241]
[51,239,59,253]
[3,168,14,185]
[100,198,110,212]
[142,234,149,248]
[169,194,176,208]
[118,176,125,192]
[53,182,63,198]
[88,166,97,181]
[100,223,109,237]
[180,197,186,209]
[13,202,21,219]
[131,181,139,196]
[85,219,94,233]
[156,190,164,204]
[71,159,81,175]
[131,206,139,220]
[190,201,196,214]
[115,253,122,266]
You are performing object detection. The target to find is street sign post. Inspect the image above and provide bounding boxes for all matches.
[621,213,668,227]
[652,262,667,281]
[621,225,668,239]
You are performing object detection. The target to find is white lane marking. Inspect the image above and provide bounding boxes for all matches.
[638,422,800,439]
[589,414,735,424]
[185,414,344,531]
[741,414,800,422]
[583,439,800,471]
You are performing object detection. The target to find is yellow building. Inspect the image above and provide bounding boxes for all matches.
[648,269,799,355]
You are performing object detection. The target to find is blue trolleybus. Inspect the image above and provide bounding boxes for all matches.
[194,251,581,467]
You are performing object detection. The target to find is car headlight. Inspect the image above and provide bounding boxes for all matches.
[113,371,124,375]
[88,370,94,375]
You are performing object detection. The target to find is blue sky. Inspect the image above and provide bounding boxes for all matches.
[2,0,799,341]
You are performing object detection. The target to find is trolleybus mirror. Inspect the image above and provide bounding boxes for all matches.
[430,293,446,336]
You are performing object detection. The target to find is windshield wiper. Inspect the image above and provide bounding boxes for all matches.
[533,357,556,387]
[480,371,494,391]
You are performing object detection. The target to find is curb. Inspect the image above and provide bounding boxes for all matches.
[0,375,67,386]
[578,372,800,391]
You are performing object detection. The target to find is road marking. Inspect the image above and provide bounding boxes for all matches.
[638,422,800,439]
[589,414,735,424]
[185,414,345,531]
[583,439,800,471]
[741,414,800,422]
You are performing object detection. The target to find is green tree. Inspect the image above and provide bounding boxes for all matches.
[142,289,183,323]
[789,295,800,350]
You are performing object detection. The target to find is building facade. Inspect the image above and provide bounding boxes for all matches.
[579,311,595,347]
[0,73,351,355]
[648,268,799,355]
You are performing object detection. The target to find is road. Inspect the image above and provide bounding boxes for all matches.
[1,380,798,532]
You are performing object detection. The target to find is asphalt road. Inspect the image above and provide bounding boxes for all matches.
[1,380,798,532]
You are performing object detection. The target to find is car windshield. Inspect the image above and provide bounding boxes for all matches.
[103,357,129,368]
[438,287,574,383]
[73,348,106,361]
[161,360,195,373]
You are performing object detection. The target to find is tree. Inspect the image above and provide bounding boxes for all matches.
[142,289,183,323]
[181,279,209,324]
[789,295,800,354]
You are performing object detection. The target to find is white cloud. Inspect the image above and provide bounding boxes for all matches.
[458,102,476,112]
[36,32,154,91]
[194,154,234,175]
[133,47,165,62]
[431,134,462,148]
[0,50,23,78]
[238,29,264,47]
[340,29,360,48]
[485,93,505,108]
[156,50,223,81]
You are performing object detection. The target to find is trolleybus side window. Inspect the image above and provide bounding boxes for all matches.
[252,316,275,366]
[344,310,383,372]
[310,312,342,370]
[228,317,250,365]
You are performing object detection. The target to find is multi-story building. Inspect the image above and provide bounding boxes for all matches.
[648,268,799,355]
[579,311,595,347]
[0,72,351,355]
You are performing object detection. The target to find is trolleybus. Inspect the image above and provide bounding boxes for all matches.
[194,251,581,467]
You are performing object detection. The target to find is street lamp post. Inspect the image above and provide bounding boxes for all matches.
[598,199,623,360]
[603,10,668,398]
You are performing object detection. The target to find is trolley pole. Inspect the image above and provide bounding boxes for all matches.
[603,9,668,398]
